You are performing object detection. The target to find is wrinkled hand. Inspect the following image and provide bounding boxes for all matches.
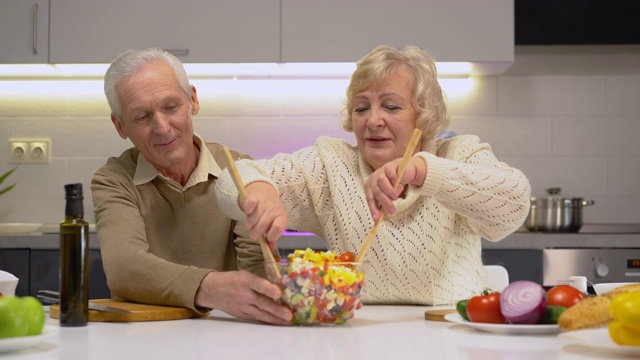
[365,157,426,221]
[195,271,292,325]
[241,182,288,250]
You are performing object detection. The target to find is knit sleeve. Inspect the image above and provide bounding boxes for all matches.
[216,144,331,234]
[413,135,531,241]
[215,165,278,221]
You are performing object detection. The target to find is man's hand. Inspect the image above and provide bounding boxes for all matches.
[195,271,292,325]
[364,157,426,221]
[241,182,288,249]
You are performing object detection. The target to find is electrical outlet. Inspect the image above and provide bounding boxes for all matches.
[8,138,51,164]
[9,142,28,162]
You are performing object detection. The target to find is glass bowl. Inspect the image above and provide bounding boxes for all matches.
[265,250,366,326]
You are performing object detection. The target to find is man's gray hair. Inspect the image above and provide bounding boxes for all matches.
[104,48,191,121]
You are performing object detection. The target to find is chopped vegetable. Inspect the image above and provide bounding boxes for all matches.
[538,305,566,324]
[500,280,547,324]
[456,299,470,321]
[467,292,505,324]
[609,321,640,346]
[546,285,585,309]
[273,248,365,325]
[337,251,355,262]
[608,292,640,345]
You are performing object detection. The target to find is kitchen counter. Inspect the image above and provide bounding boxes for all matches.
[0,234,101,250]
[2,306,632,359]
[1,223,639,251]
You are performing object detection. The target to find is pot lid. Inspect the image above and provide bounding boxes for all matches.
[530,187,584,206]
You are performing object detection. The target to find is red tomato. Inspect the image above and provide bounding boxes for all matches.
[547,285,585,308]
[338,251,355,262]
[466,292,506,324]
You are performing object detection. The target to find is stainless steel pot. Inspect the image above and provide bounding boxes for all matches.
[524,188,595,232]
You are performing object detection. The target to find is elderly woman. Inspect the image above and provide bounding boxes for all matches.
[216,44,531,305]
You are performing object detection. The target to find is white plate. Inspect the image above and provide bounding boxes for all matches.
[444,313,560,335]
[559,328,640,355]
[0,325,58,353]
[0,223,43,235]
[592,282,639,296]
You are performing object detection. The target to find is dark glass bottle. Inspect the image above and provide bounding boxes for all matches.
[59,183,89,326]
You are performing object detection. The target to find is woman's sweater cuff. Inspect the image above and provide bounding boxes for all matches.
[414,152,446,196]
[215,164,279,220]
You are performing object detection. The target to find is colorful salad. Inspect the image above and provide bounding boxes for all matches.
[270,248,366,325]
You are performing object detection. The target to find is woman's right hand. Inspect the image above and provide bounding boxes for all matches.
[242,181,288,248]
[365,157,426,221]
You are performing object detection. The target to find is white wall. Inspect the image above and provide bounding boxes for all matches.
[1,45,639,225]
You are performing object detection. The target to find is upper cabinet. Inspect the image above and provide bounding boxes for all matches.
[49,0,280,63]
[281,0,514,74]
[0,0,49,63]
[2,0,514,75]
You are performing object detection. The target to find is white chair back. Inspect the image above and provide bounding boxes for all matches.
[484,265,509,292]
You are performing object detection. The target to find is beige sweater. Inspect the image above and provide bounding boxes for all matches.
[216,135,531,305]
[91,136,254,313]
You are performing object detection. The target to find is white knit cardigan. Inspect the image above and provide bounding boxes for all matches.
[216,135,531,305]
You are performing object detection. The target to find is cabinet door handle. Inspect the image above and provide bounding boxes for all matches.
[32,3,38,54]
[163,48,189,57]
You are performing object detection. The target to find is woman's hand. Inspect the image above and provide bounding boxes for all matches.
[365,157,426,221]
[241,181,288,249]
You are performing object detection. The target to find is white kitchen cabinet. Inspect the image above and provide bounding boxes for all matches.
[0,0,49,63]
[281,0,514,74]
[49,0,280,63]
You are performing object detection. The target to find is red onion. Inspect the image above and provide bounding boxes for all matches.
[499,280,547,324]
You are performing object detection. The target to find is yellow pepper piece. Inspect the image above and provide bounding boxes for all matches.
[609,321,640,346]
[609,292,640,332]
[309,306,317,321]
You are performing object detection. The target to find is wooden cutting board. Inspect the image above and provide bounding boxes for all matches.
[424,309,457,322]
[50,299,206,322]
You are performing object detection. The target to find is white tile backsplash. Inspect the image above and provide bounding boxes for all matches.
[451,115,552,156]
[196,115,355,159]
[607,157,640,197]
[446,77,499,116]
[606,75,640,115]
[498,76,607,116]
[1,47,640,224]
[582,196,640,224]
[553,115,640,156]
[501,156,609,198]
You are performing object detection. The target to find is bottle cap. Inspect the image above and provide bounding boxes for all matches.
[64,183,83,200]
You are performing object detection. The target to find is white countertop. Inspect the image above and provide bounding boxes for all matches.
[1,306,634,360]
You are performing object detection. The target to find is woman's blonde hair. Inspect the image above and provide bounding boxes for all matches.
[341,45,450,141]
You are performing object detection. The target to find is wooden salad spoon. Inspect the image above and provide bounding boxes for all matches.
[222,146,281,279]
[355,128,423,263]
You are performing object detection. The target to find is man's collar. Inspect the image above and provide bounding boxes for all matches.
[133,133,222,187]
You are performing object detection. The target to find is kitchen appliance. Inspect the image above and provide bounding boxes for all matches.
[525,188,594,232]
[542,248,640,288]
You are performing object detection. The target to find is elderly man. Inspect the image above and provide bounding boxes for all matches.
[91,48,291,325]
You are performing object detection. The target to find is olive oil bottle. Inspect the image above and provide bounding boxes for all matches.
[59,183,89,326]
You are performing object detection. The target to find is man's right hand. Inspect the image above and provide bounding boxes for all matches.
[195,270,292,326]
